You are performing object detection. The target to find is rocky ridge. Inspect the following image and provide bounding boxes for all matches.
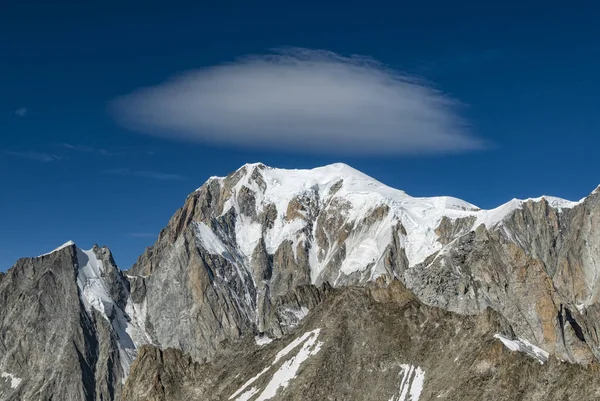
[0,242,141,400]
[2,162,600,400]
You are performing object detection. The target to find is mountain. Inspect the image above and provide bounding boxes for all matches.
[2,162,600,400]
[0,242,141,400]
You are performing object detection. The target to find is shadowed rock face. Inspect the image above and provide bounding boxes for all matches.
[405,193,600,365]
[122,282,600,401]
[127,164,417,363]
[0,244,127,401]
[125,163,600,369]
[3,164,600,400]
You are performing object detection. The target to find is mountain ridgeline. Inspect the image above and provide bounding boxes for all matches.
[3,163,600,401]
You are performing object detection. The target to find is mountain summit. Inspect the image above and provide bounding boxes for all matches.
[2,163,600,401]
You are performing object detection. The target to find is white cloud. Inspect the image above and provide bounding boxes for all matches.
[111,48,485,155]
[15,108,27,117]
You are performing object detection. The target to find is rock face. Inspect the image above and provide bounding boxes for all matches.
[122,281,600,401]
[404,192,600,365]
[0,242,148,401]
[127,162,599,368]
[3,162,600,400]
[128,163,482,363]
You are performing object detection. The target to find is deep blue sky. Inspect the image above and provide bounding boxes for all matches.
[2,1,599,270]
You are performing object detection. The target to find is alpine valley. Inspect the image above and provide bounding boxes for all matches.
[3,162,600,401]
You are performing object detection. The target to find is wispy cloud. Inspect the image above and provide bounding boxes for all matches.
[111,47,486,155]
[59,143,113,156]
[104,168,186,181]
[5,151,62,162]
[14,108,27,117]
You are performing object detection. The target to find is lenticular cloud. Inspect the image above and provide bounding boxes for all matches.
[111,48,484,154]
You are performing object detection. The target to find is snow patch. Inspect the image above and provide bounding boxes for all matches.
[229,367,270,400]
[339,208,394,278]
[389,364,425,401]
[195,222,232,259]
[38,240,75,257]
[475,196,581,229]
[76,247,147,381]
[76,248,112,319]
[255,335,274,346]
[235,217,263,263]
[1,372,22,389]
[494,334,549,364]
[229,329,323,401]
[235,387,260,401]
[273,329,318,364]
[533,196,582,210]
[256,329,323,400]
[264,218,305,255]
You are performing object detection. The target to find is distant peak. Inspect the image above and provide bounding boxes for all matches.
[243,162,268,169]
[37,240,76,258]
[326,162,352,170]
[236,162,268,175]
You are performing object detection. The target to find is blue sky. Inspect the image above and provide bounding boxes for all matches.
[2,1,600,270]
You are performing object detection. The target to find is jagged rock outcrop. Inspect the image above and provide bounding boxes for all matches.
[4,163,600,401]
[126,162,600,369]
[122,281,600,401]
[0,243,121,400]
[404,192,600,365]
[0,242,151,401]
[127,163,480,363]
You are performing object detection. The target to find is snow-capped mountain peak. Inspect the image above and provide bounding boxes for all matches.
[37,240,76,257]
[190,163,581,289]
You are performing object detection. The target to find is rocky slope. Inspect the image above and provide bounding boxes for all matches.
[2,162,600,400]
[0,242,147,401]
[128,162,598,366]
[122,281,600,401]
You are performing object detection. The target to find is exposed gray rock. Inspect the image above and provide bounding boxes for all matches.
[5,163,600,401]
[123,282,600,401]
[0,244,127,401]
[124,163,600,370]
